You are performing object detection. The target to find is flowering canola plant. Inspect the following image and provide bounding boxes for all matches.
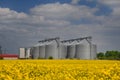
[0,60,120,80]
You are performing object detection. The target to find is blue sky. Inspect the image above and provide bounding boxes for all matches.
[0,0,71,13]
[0,0,111,14]
[0,0,120,53]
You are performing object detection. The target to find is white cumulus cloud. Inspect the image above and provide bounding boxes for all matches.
[71,0,80,4]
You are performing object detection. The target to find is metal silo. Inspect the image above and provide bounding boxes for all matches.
[45,41,59,59]
[39,44,45,59]
[19,48,26,58]
[66,43,76,58]
[91,44,97,59]
[32,44,40,59]
[26,48,31,58]
[76,44,90,59]
[58,43,67,59]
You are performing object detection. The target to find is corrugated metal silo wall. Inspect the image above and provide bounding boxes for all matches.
[39,45,45,59]
[91,44,97,59]
[66,45,76,58]
[26,48,31,58]
[45,42,59,59]
[19,48,26,58]
[32,46,39,59]
[58,43,67,59]
[76,44,90,59]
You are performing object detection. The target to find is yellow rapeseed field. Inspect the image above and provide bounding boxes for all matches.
[0,60,120,80]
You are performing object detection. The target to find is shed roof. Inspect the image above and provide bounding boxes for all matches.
[0,54,18,58]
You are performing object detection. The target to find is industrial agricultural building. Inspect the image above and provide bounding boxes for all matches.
[0,54,18,60]
[19,37,97,59]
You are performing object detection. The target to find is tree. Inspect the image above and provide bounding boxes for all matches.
[104,51,120,60]
[97,52,105,59]
[97,51,120,60]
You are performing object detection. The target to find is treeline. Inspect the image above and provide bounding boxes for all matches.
[97,51,120,60]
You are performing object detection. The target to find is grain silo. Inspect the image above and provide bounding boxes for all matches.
[32,44,40,59]
[26,48,31,58]
[39,42,46,59]
[76,44,90,59]
[58,43,67,59]
[44,37,61,59]
[91,44,97,59]
[66,44,76,58]
[19,48,26,58]
[45,41,59,59]
[29,36,97,59]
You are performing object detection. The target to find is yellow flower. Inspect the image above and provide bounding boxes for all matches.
[0,60,120,80]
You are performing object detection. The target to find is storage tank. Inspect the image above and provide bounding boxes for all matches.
[39,44,45,59]
[76,44,90,59]
[32,44,40,59]
[26,48,31,58]
[45,41,59,59]
[66,43,76,58]
[19,48,26,58]
[91,44,97,59]
[58,43,67,59]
